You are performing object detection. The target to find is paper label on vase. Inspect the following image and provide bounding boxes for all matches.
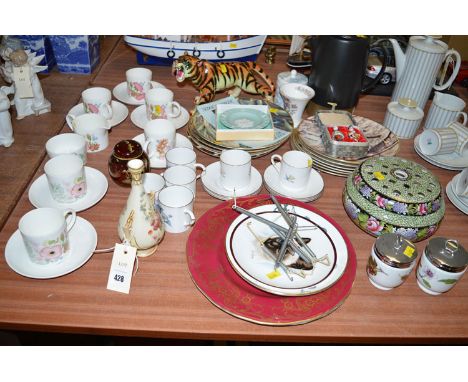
[107,243,136,294]
[12,65,33,98]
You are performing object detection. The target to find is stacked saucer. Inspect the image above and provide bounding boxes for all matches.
[446,171,468,214]
[188,98,293,159]
[67,101,129,128]
[201,162,262,200]
[414,134,468,171]
[291,116,400,177]
[131,104,190,130]
[112,81,165,106]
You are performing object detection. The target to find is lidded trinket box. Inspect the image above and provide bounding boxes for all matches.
[343,156,445,242]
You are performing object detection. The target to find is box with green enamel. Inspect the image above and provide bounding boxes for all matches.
[352,157,443,216]
[343,174,445,242]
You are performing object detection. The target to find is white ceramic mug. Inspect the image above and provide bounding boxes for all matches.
[66,113,111,153]
[19,207,76,265]
[165,147,206,175]
[143,119,176,160]
[126,67,152,102]
[142,172,165,209]
[271,150,313,191]
[455,168,468,198]
[46,133,87,165]
[158,185,196,234]
[425,92,467,129]
[44,154,87,203]
[446,121,468,157]
[81,87,113,120]
[162,165,199,197]
[219,149,252,191]
[280,83,315,127]
[419,127,458,156]
[145,88,181,120]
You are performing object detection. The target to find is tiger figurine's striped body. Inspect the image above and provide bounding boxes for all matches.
[172,54,274,105]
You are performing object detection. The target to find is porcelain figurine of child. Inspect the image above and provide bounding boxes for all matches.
[0,87,13,147]
[1,49,51,119]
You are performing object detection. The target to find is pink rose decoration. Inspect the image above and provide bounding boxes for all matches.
[376,195,386,208]
[71,182,87,198]
[367,217,384,233]
[87,103,99,114]
[39,244,63,260]
[418,203,428,215]
[353,175,362,185]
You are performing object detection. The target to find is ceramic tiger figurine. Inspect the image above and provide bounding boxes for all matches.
[172,54,275,105]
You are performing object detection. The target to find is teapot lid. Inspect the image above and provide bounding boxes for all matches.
[410,36,448,54]
[387,98,424,120]
[278,69,308,83]
[425,238,468,273]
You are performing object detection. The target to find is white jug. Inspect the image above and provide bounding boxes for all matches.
[390,36,461,110]
[66,113,111,153]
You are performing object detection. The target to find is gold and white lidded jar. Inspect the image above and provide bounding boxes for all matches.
[417,238,468,295]
[383,98,424,139]
[367,233,418,290]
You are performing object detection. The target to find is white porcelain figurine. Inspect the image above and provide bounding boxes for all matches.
[1,49,51,119]
[0,87,13,147]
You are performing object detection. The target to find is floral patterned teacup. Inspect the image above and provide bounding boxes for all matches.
[46,133,87,165]
[126,67,152,101]
[143,119,176,160]
[44,154,87,203]
[81,87,113,120]
[19,207,76,265]
[271,150,313,191]
[145,88,181,121]
[66,113,111,153]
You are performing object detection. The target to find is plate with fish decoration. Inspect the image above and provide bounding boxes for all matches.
[225,203,348,296]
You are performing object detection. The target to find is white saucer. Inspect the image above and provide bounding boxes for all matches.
[112,81,165,106]
[263,164,324,201]
[132,133,193,168]
[28,167,108,212]
[130,104,190,130]
[201,161,263,200]
[67,100,129,128]
[446,176,468,215]
[414,134,468,170]
[5,217,97,279]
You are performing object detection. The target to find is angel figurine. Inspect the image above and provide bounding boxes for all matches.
[0,87,13,147]
[1,48,51,119]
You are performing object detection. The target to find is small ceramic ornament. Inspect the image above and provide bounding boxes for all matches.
[0,87,13,147]
[172,54,274,105]
[118,159,164,257]
[1,49,51,119]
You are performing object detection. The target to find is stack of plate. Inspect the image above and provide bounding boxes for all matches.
[446,173,468,214]
[188,98,293,159]
[290,116,400,177]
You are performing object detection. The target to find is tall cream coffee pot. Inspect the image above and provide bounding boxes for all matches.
[390,36,461,109]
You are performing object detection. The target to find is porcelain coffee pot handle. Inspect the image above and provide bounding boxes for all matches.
[433,49,461,91]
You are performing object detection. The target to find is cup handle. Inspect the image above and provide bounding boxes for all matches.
[270,154,282,174]
[66,114,76,130]
[458,112,467,126]
[194,163,206,179]
[102,103,113,120]
[63,209,77,233]
[143,140,156,159]
[167,101,181,118]
[184,209,196,227]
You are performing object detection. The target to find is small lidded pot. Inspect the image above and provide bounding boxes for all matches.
[417,238,468,295]
[108,139,150,186]
[367,233,418,290]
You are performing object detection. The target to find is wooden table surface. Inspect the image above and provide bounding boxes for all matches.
[0,38,467,344]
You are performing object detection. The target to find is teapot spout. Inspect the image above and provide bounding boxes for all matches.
[389,38,406,81]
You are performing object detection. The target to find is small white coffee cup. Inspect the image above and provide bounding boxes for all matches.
[158,185,196,234]
[19,207,76,265]
[165,147,206,176]
[66,113,111,153]
[145,88,181,120]
[419,127,458,156]
[447,121,468,157]
[44,154,87,203]
[219,149,252,191]
[455,168,468,198]
[425,92,467,129]
[271,150,313,191]
[143,119,176,160]
[142,172,165,208]
[126,67,152,102]
[46,133,87,165]
[162,165,199,197]
[81,87,113,120]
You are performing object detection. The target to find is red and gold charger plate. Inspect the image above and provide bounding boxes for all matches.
[186,195,357,326]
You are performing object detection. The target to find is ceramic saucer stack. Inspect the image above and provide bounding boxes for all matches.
[263,164,324,202]
[67,101,129,128]
[414,134,468,171]
[188,98,293,159]
[446,172,468,214]
[291,116,400,177]
[201,162,262,200]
